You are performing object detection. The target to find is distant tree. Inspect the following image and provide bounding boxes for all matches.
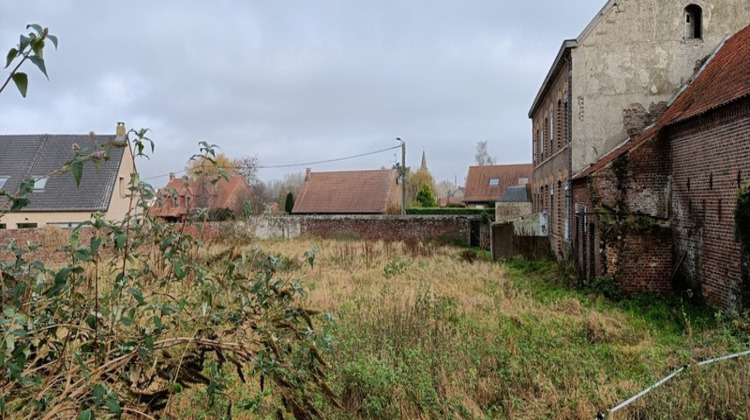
[238,155,260,185]
[406,168,435,206]
[415,184,437,207]
[285,192,295,214]
[475,141,496,166]
[186,153,239,179]
[435,179,459,198]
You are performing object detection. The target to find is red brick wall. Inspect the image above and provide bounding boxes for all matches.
[616,229,673,295]
[570,131,673,295]
[669,99,750,308]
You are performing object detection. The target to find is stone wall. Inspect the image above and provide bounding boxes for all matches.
[0,216,490,263]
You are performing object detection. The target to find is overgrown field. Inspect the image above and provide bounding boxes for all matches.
[223,238,750,419]
[4,231,750,419]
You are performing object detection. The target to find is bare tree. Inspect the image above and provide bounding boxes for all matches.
[475,141,496,166]
[238,155,260,185]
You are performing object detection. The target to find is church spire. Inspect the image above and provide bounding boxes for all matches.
[420,150,428,171]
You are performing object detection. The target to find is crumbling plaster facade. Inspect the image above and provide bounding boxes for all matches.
[570,0,750,174]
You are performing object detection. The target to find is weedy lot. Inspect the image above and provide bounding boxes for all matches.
[183,238,750,419]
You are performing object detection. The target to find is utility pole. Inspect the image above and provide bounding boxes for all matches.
[397,138,406,215]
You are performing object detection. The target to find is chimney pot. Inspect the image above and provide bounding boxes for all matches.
[169,172,176,181]
[116,122,126,139]
[305,168,311,181]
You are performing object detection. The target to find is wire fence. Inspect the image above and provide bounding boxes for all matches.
[597,349,750,419]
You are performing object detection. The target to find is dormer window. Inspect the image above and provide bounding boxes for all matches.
[685,4,702,40]
[33,177,48,192]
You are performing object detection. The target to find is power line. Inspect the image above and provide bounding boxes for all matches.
[140,144,402,181]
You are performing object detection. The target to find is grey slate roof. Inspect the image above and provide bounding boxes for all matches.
[498,186,530,203]
[0,134,126,211]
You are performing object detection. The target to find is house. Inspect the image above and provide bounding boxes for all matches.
[571,23,750,308]
[462,164,532,209]
[0,123,137,230]
[292,168,401,215]
[438,187,465,207]
[151,173,251,222]
[530,0,750,258]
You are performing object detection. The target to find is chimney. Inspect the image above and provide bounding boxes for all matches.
[169,172,176,181]
[115,122,126,139]
[305,168,311,181]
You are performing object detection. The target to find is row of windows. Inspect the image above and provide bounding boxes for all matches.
[533,97,570,164]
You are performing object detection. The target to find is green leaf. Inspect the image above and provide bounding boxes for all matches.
[71,161,83,187]
[28,56,48,79]
[26,24,43,34]
[93,384,106,403]
[128,288,145,306]
[47,34,58,49]
[19,35,30,52]
[77,408,93,420]
[12,72,28,97]
[114,234,127,250]
[5,48,17,68]
[90,237,102,254]
[105,395,122,416]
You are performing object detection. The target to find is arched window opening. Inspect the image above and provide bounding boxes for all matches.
[685,4,702,40]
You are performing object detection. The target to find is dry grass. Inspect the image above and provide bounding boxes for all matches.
[209,238,748,419]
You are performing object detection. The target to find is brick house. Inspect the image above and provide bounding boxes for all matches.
[572,23,750,308]
[151,174,251,222]
[462,164,532,209]
[0,123,137,230]
[530,0,750,259]
[292,168,402,215]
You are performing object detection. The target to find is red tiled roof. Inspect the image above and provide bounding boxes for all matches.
[150,175,250,218]
[292,169,398,214]
[463,164,532,203]
[574,23,750,180]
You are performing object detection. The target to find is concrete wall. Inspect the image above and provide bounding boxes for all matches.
[571,0,750,173]
[495,202,532,223]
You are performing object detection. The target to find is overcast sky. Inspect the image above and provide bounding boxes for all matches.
[1,1,604,188]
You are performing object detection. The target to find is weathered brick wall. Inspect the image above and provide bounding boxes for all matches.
[0,216,489,264]
[669,99,750,308]
[298,215,478,247]
[615,228,673,295]
[571,131,673,296]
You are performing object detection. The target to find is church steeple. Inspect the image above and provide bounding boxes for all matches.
[420,150,428,171]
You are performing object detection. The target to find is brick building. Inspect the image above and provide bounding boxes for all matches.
[530,0,750,258]
[571,23,750,308]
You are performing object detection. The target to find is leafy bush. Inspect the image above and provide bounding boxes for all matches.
[0,136,338,419]
[415,184,437,207]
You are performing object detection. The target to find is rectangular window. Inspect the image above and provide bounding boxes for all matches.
[33,177,48,192]
[17,223,38,229]
[0,223,6,229]
[0,176,9,189]
[489,178,500,186]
